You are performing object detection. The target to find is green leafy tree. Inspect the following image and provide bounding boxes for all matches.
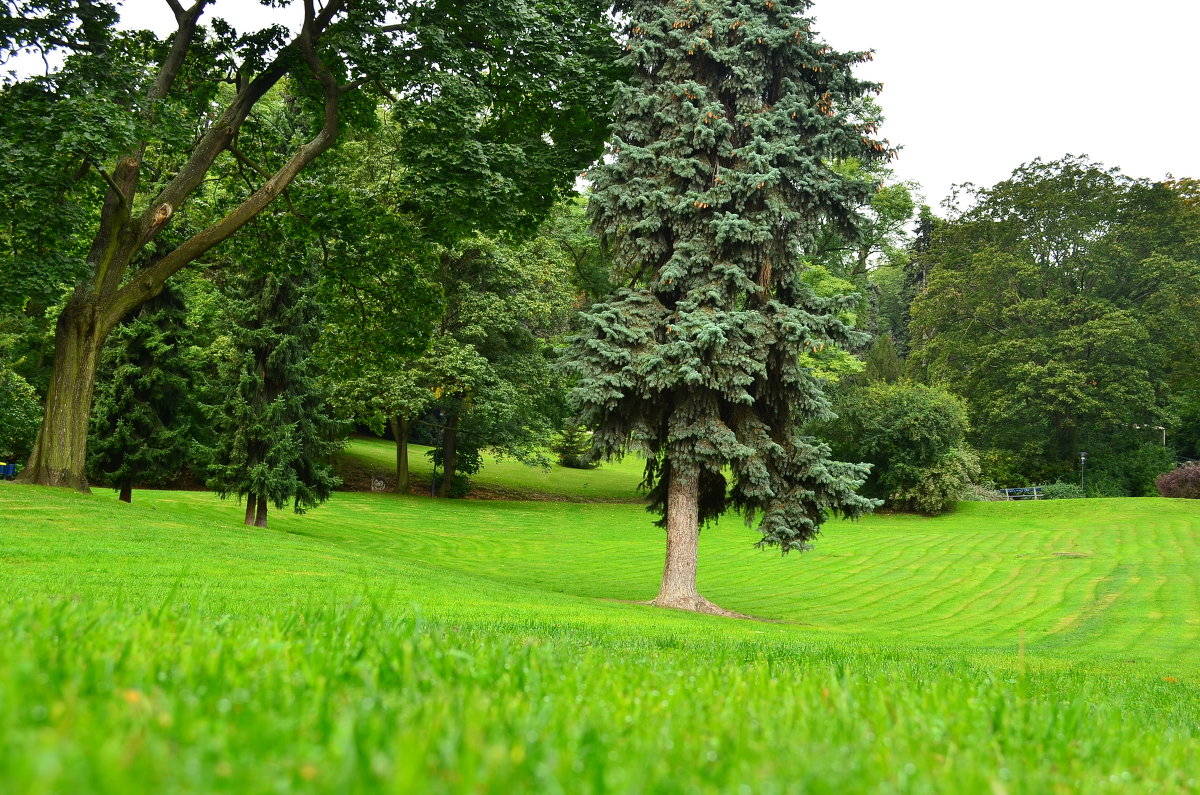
[86,286,198,502]
[860,334,905,383]
[206,246,342,528]
[567,0,888,613]
[421,234,579,497]
[0,320,43,466]
[823,381,976,514]
[2,0,621,489]
[909,157,1200,484]
[0,369,41,467]
[545,197,616,301]
[553,422,598,470]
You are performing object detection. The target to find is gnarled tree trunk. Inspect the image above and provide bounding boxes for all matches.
[16,296,108,490]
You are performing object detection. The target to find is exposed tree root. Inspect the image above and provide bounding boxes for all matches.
[645,594,754,619]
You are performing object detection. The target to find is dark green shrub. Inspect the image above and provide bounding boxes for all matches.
[1157,463,1200,499]
[1041,482,1085,500]
[824,381,975,514]
[0,368,41,464]
[1080,443,1176,497]
[553,422,597,469]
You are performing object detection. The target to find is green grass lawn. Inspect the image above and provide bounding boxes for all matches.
[337,436,647,500]
[1,482,1198,793]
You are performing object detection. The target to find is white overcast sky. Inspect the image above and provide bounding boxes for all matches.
[14,0,1200,207]
[812,0,1200,207]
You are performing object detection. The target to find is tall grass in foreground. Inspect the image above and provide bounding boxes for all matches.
[1,596,1197,794]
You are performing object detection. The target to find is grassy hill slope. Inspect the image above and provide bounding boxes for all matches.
[1,484,1198,793]
[336,436,646,501]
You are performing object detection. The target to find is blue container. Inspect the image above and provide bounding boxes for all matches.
[0,460,16,479]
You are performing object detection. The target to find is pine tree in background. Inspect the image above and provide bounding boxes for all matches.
[207,261,342,528]
[87,287,197,503]
[568,0,890,613]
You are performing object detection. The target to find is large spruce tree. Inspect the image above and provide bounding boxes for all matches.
[207,256,341,528]
[568,0,889,613]
[87,286,197,502]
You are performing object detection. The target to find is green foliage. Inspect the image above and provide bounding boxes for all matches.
[205,248,342,518]
[910,157,1200,483]
[824,381,974,513]
[1082,443,1177,498]
[545,197,614,300]
[552,422,598,470]
[86,287,198,495]
[402,232,581,493]
[860,334,905,383]
[1157,462,1200,499]
[1172,388,1200,461]
[1041,482,1085,500]
[570,0,890,550]
[0,12,147,309]
[0,367,40,462]
[888,446,980,514]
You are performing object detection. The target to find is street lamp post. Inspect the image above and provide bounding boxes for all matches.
[1080,451,1088,494]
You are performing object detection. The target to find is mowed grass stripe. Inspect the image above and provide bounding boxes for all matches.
[4,487,1199,671]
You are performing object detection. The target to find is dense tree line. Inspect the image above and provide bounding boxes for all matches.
[901,158,1200,493]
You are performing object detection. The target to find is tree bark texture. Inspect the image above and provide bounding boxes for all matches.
[436,413,459,498]
[652,463,733,615]
[244,496,256,526]
[255,494,268,528]
[16,298,105,490]
[390,415,410,494]
[119,482,132,503]
[653,464,702,608]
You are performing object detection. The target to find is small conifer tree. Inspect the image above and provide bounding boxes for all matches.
[87,286,198,502]
[569,0,888,612]
[553,421,598,469]
[207,261,342,528]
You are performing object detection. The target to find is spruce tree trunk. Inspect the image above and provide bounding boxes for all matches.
[16,297,106,490]
[390,415,410,494]
[652,464,731,615]
[653,464,702,608]
[255,495,268,528]
[244,496,257,526]
[119,482,132,503]
[436,413,459,498]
